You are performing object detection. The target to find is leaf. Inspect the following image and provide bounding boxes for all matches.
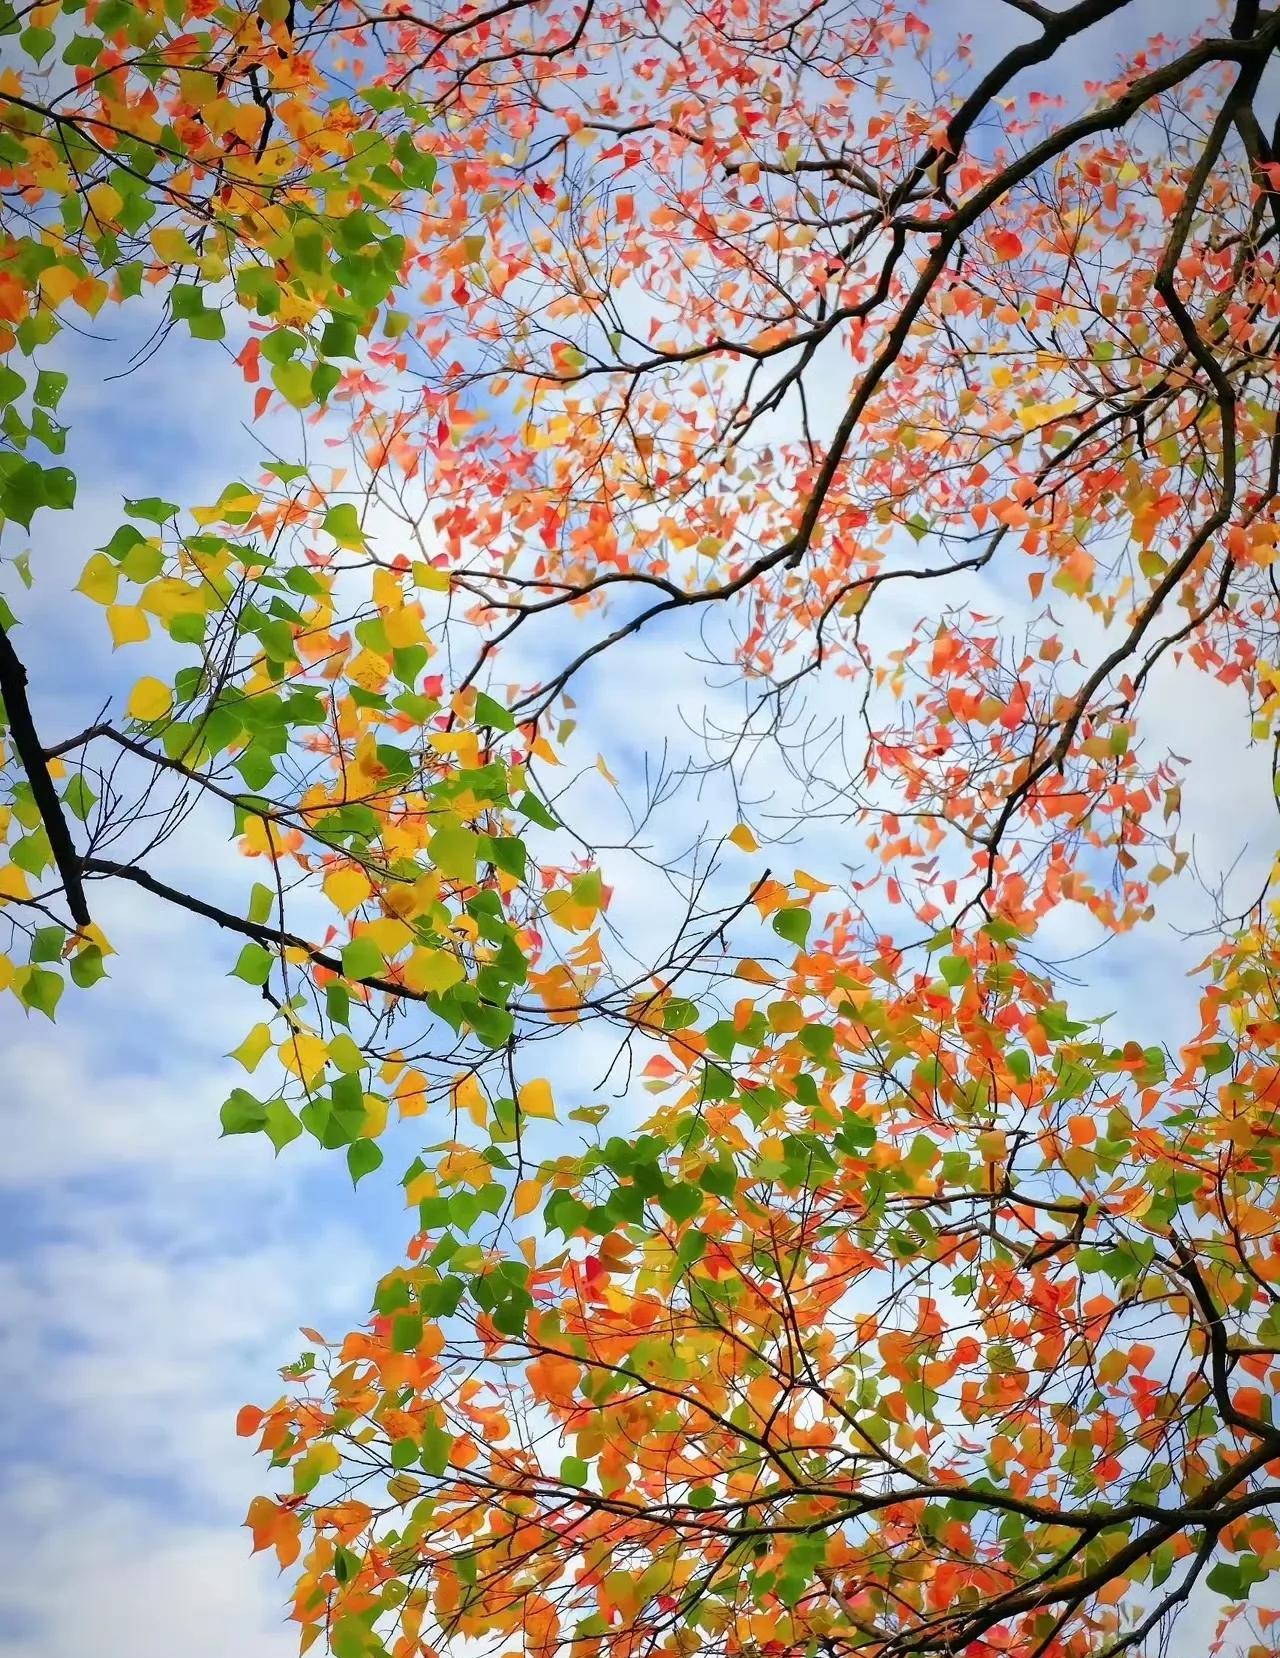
[272,360,314,409]
[348,1139,384,1185]
[77,553,118,605]
[342,937,384,982]
[279,1032,328,1085]
[430,825,479,885]
[230,1023,273,1071]
[106,605,149,647]
[514,1177,543,1216]
[232,943,273,987]
[403,947,465,995]
[658,1182,703,1224]
[322,503,368,550]
[221,1090,267,1135]
[68,945,107,988]
[324,866,372,914]
[772,907,811,947]
[126,676,172,721]
[264,1100,303,1153]
[20,966,63,1019]
[62,775,97,822]
[125,497,178,524]
[518,1078,557,1121]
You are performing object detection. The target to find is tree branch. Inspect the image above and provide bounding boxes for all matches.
[0,621,90,929]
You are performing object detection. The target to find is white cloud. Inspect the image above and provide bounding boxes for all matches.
[0,895,384,1657]
[0,1470,295,1658]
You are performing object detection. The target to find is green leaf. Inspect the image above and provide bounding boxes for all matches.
[68,945,107,988]
[328,1033,364,1075]
[431,824,479,885]
[20,23,55,58]
[220,1089,267,1135]
[62,774,96,821]
[348,1139,384,1185]
[322,502,367,549]
[321,318,359,358]
[420,1422,451,1474]
[474,692,515,732]
[392,1313,423,1354]
[125,495,178,523]
[342,936,384,981]
[247,882,274,925]
[20,966,63,1019]
[518,791,559,831]
[264,1099,303,1153]
[272,359,313,409]
[232,941,273,986]
[560,1455,589,1487]
[658,1182,703,1224]
[772,907,811,947]
[31,925,64,963]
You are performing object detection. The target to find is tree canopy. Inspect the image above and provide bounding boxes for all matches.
[5,0,1280,1654]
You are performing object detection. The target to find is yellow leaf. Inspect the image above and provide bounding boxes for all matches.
[240,816,279,858]
[728,823,759,852]
[324,866,372,915]
[518,1078,557,1121]
[383,606,425,649]
[362,916,413,957]
[0,865,31,903]
[126,676,172,722]
[279,1031,327,1084]
[403,947,465,996]
[304,1441,341,1478]
[453,1072,487,1128]
[412,562,451,591]
[1097,1349,1128,1385]
[76,553,118,605]
[230,1023,273,1072]
[39,264,78,309]
[78,921,114,957]
[439,1145,491,1188]
[150,226,196,265]
[396,1068,428,1118]
[405,1169,437,1204]
[387,1472,421,1504]
[514,1177,543,1217]
[140,578,205,622]
[87,182,124,224]
[1017,395,1079,434]
[363,1092,388,1138]
[106,605,150,647]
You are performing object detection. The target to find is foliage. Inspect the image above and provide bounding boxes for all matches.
[5,0,1280,1654]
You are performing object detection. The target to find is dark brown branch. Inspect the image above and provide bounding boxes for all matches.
[80,854,428,1001]
[0,622,90,928]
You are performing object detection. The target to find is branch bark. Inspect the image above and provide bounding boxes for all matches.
[0,621,90,929]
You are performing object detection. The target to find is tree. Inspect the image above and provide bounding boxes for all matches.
[5,0,1280,1653]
